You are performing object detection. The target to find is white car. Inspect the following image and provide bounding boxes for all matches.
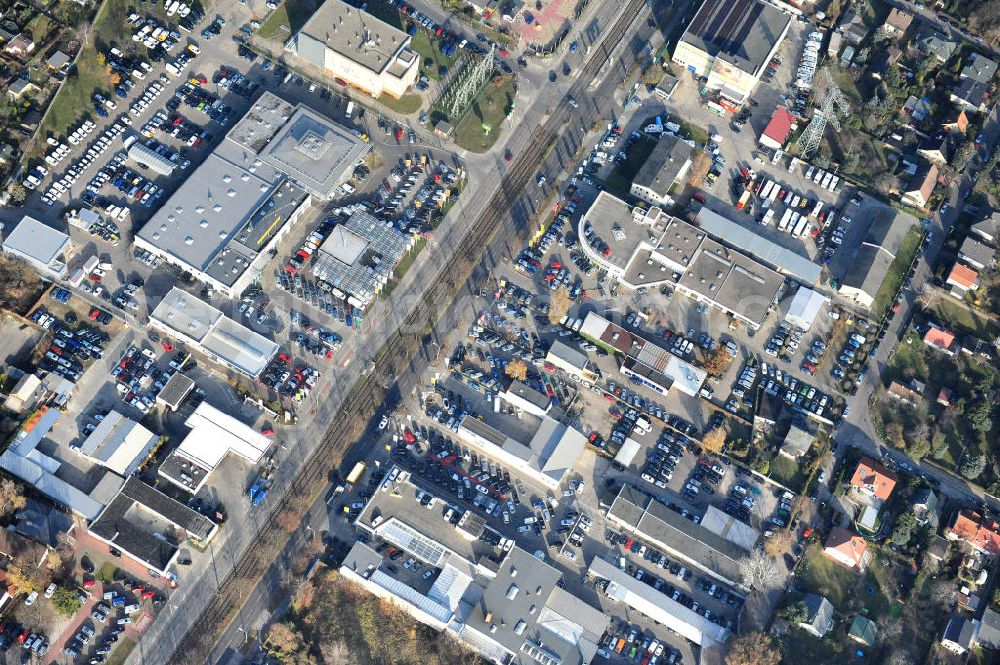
[378,415,389,430]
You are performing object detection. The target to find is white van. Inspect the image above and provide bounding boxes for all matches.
[346,101,354,119]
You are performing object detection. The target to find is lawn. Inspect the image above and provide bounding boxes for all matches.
[797,544,890,618]
[39,0,140,140]
[105,638,136,665]
[410,30,456,81]
[769,454,808,493]
[377,93,423,115]
[604,137,657,198]
[927,297,1000,338]
[97,561,116,583]
[780,625,879,665]
[257,0,320,41]
[452,75,515,152]
[870,227,922,315]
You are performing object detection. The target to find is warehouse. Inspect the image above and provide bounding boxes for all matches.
[89,477,217,576]
[76,410,159,476]
[672,0,791,104]
[694,207,821,284]
[607,485,751,592]
[455,415,586,490]
[288,0,420,99]
[839,212,916,309]
[2,215,71,280]
[588,557,730,647]
[784,287,830,330]
[312,210,414,309]
[544,340,597,382]
[149,288,279,377]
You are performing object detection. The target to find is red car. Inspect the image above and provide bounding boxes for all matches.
[89,308,100,320]
[402,429,416,444]
[803,526,813,539]
[261,428,275,437]
[162,342,174,352]
[395,127,404,141]
[499,48,509,57]
[82,579,96,588]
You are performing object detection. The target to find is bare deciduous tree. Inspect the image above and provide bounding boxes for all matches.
[739,549,780,591]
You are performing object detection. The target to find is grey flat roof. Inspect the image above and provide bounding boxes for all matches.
[652,215,705,272]
[504,380,551,411]
[2,215,69,266]
[295,0,413,74]
[632,134,693,197]
[680,238,784,325]
[136,140,287,278]
[261,104,369,197]
[608,485,748,588]
[156,372,195,409]
[150,288,279,376]
[681,0,790,76]
[580,192,644,272]
[546,340,589,370]
[695,207,821,284]
[960,236,995,266]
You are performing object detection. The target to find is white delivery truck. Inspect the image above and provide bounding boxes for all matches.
[791,214,810,238]
[777,208,794,232]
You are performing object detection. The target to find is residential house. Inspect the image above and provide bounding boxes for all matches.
[937,387,954,407]
[848,615,878,646]
[7,79,38,100]
[951,54,998,113]
[870,45,903,80]
[947,509,1000,555]
[883,8,913,36]
[900,163,938,209]
[918,31,957,62]
[887,380,922,406]
[943,110,970,134]
[923,324,958,355]
[901,95,932,123]
[911,488,940,527]
[849,457,897,504]
[958,236,996,270]
[799,594,835,637]
[14,498,74,548]
[951,78,991,113]
[917,133,953,166]
[946,262,980,294]
[962,53,998,84]
[839,11,869,45]
[3,33,35,56]
[970,214,998,244]
[978,608,1000,650]
[823,527,871,569]
[942,616,980,655]
[45,50,71,72]
[779,422,814,459]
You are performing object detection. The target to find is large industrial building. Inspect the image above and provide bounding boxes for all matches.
[149,288,279,378]
[311,209,415,309]
[340,466,610,665]
[135,92,368,296]
[579,312,707,396]
[287,0,420,99]
[2,215,71,280]
[839,212,917,309]
[76,410,159,476]
[578,194,786,329]
[672,0,791,104]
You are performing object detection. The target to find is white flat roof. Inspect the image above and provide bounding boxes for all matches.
[149,288,221,343]
[176,402,272,471]
[785,287,829,329]
[3,215,70,266]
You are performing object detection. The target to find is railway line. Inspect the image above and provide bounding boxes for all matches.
[168,2,645,661]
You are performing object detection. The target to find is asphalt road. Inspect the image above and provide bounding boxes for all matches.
[199,2,667,662]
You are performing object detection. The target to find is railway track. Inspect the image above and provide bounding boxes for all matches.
[168,2,644,662]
